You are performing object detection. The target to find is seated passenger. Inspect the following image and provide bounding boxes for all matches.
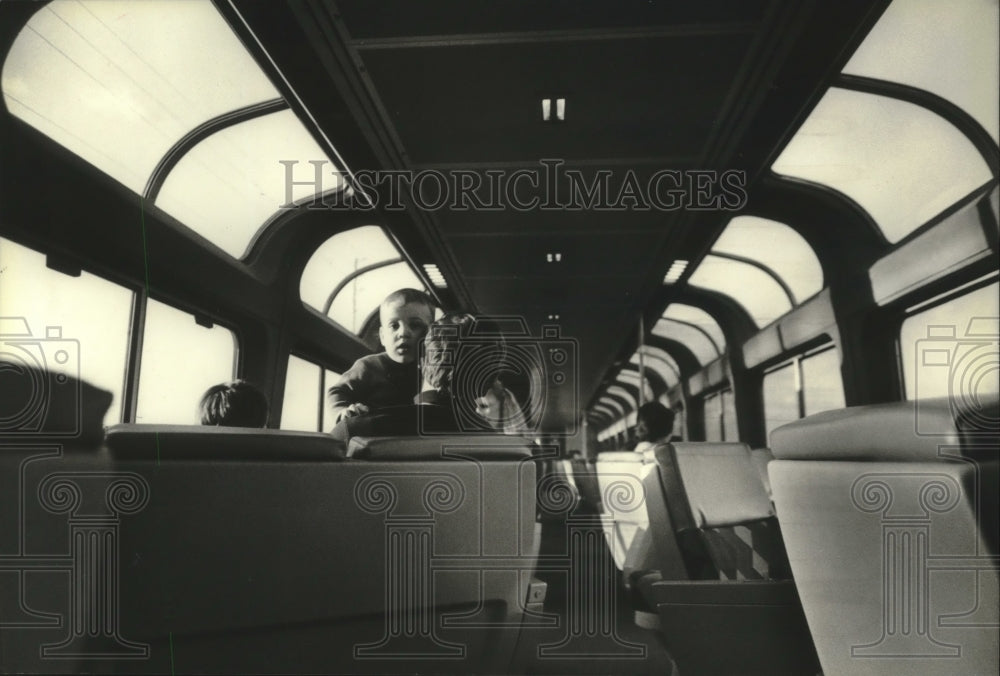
[326,288,435,424]
[199,380,269,427]
[632,401,675,452]
[330,313,515,450]
[475,379,529,435]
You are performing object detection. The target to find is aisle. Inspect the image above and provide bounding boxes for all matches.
[510,519,677,676]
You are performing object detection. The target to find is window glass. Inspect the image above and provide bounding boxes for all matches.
[772,88,993,243]
[1,0,280,195]
[299,226,413,324]
[616,370,655,404]
[632,346,681,387]
[606,385,637,412]
[703,392,723,442]
[328,261,425,334]
[599,396,625,418]
[801,348,846,416]
[688,254,792,327]
[280,355,329,432]
[670,403,686,440]
[721,388,738,441]
[135,298,236,423]
[156,110,338,259]
[0,237,133,424]
[652,319,720,365]
[763,362,799,444]
[710,217,823,304]
[842,0,999,144]
[899,282,999,402]
[662,304,727,354]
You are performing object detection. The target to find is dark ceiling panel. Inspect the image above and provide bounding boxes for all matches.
[446,231,666,281]
[358,35,754,164]
[337,0,769,40]
[418,163,705,236]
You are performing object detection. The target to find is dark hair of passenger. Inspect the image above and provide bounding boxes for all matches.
[381,288,435,316]
[199,380,269,428]
[636,401,675,442]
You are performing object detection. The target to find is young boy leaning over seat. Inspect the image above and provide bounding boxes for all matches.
[327,288,435,426]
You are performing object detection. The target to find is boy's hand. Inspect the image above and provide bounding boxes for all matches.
[336,403,371,423]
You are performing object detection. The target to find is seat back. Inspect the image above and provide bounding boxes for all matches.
[106,423,345,460]
[640,441,818,675]
[4,427,540,674]
[594,451,652,570]
[670,442,789,581]
[749,447,774,501]
[770,398,999,676]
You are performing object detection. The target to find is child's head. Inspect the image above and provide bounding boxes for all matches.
[635,401,675,442]
[379,288,435,364]
[199,380,269,427]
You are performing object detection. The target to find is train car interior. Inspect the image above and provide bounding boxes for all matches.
[1,1,997,674]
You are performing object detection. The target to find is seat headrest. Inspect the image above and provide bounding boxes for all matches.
[347,435,534,460]
[670,442,774,528]
[105,424,345,461]
[596,451,645,463]
[770,397,998,461]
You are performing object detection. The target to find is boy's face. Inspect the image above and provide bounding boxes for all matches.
[379,300,432,364]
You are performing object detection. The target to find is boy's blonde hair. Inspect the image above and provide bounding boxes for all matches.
[380,288,435,322]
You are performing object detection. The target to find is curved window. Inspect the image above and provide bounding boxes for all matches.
[1,0,279,195]
[662,304,727,355]
[156,110,336,258]
[772,88,993,243]
[328,262,425,334]
[592,404,617,423]
[300,226,399,312]
[842,0,999,144]
[598,396,626,418]
[631,346,681,388]
[1,1,345,260]
[300,226,430,335]
[615,370,655,404]
[710,217,823,304]
[606,385,638,412]
[688,255,792,328]
[652,319,720,365]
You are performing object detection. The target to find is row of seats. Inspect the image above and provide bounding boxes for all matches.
[588,395,997,676]
[1,369,546,674]
[592,442,818,675]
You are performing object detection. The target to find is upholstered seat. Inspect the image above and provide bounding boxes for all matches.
[769,397,999,676]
